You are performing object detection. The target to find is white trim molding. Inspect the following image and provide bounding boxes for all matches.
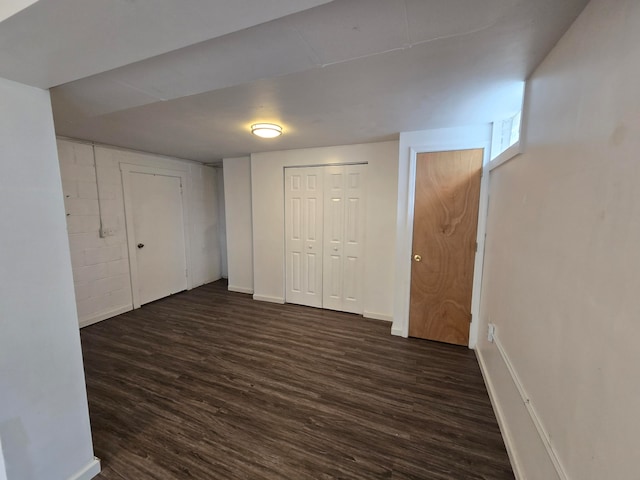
[391,325,404,336]
[228,285,254,295]
[477,336,569,480]
[363,311,393,322]
[253,294,285,304]
[476,348,526,479]
[67,457,101,480]
[79,305,132,328]
[488,141,522,172]
[392,126,492,349]
[494,335,569,480]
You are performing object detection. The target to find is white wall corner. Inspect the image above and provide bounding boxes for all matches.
[67,457,101,480]
[2,80,96,480]
[222,156,254,295]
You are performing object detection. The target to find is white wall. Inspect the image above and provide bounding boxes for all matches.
[187,162,222,287]
[222,157,254,294]
[0,78,98,480]
[215,166,228,278]
[250,141,398,319]
[57,139,221,326]
[477,0,640,478]
[393,126,492,346]
[0,438,6,480]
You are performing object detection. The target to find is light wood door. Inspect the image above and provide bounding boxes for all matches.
[322,164,366,314]
[130,172,188,305]
[409,149,482,345]
[285,167,324,308]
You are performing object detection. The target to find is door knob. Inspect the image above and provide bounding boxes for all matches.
[138,243,144,249]
[413,254,422,262]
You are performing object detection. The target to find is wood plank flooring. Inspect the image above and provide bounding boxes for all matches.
[81,280,514,480]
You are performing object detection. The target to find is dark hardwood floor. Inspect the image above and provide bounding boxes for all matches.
[81,280,514,480]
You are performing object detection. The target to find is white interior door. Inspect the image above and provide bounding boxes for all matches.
[285,167,324,307]
[323,164,366,314]
[130,172,188,305]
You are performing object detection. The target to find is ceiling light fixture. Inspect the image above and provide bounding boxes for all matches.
[251,123,283,138]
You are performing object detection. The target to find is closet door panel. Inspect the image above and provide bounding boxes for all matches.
[285,167,323,307]
[340,165,366,314]
[322,166,345,311]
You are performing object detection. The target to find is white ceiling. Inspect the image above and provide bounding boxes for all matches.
[0,0,333,87]
[1,0,589,162]
[0,0,38,23]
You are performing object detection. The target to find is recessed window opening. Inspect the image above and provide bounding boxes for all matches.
[491,110,522,159]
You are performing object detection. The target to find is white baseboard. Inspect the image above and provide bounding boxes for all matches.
[79,305,132,328]
[476,348,525,480]
[67,457,101,480]
[363,311,393,322]
[391,324,404,336]
[228,285,254,294]
[253,294,285,304]
[477,335,568,480]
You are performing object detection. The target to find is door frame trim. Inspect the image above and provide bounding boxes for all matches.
[392,127,492,348]
[120,163,192,309]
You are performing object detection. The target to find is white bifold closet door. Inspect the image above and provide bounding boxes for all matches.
[322,164,366,314]
[284,167,324,308]
[285,164,366,314]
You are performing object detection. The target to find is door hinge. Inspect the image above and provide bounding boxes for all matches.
[475,241,478,252]
[469,313,473,323]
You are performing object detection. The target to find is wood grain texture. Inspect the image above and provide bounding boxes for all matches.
[82,280,513,479]
[409,149,483,345]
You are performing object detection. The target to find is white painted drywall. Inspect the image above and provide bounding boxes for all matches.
[250,141,398,318]
[393,126,492,346]
[216,167,228,278]
[57,139,221,326]
[187,163,222,288]
[0,0,333,88]
[0,77,98,479]
[222,157,254,293]
[477,0,640,478]
[0,436,6,480]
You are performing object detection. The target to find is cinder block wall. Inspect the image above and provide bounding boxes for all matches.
[57,138,221,327]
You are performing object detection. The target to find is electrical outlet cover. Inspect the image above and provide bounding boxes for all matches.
[487,323,496,342]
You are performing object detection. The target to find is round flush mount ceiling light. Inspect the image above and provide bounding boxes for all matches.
[251,123,283,138]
